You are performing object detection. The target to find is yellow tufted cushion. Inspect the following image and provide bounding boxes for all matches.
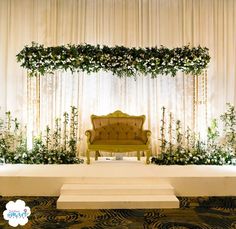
[92,117,144,142]
[92,139,145,145]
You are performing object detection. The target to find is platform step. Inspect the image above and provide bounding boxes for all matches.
[60,183,175,195]
[57,194,179,209]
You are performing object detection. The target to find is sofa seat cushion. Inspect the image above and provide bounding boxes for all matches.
[93,125,143,140]
[91,139,145,145]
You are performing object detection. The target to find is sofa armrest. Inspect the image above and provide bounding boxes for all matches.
[141,130,151,144]
[85,130,96,144]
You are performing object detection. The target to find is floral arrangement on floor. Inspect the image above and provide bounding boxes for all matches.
[151,103,236,165]
[16,42,210,77]
[2,104,235,165]
[0,107,83,164]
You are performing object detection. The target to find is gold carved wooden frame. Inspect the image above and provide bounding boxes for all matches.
[85,110,151,165]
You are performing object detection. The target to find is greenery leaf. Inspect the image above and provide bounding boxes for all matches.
[16,43,211,77]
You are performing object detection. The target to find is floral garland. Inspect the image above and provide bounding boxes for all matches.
[16,42,210,77]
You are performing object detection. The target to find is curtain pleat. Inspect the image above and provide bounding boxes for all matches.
[0,0,236,155]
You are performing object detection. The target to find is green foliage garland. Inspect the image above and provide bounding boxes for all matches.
[16,42,210,77]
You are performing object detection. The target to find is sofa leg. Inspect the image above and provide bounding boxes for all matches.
[86,149,90,164]
[146,150,150,164]
[137,151,141,161]
[95,151,99,160]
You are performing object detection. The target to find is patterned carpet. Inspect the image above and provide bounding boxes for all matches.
[0,196,236,229]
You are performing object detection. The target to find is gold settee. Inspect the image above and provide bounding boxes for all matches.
[85,110,151,164]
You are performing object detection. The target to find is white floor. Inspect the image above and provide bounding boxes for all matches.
[1,157,236,197]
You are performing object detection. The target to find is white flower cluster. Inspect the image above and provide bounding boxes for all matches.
[16,43,210,77]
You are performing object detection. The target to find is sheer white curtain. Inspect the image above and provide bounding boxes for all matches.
[0,0,236,155]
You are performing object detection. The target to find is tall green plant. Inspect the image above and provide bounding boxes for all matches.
[220,103,236,153]
[63,112,69,150]
[167,112,174,153]
[152,103,236,165]
[69,106,78,153]
[0,109,83,164]
[160,107,167,153]
[53,118,61,150]
[175,120,183,152]
[207,119,219,146]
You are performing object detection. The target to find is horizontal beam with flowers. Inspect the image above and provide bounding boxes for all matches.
[16,42,210,77]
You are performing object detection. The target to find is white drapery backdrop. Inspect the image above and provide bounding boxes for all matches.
[0,0,236,155]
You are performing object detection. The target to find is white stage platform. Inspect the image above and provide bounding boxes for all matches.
[1,158,236,197]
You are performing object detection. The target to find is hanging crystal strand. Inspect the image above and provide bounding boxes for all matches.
[36,74,40,134]
[196,70,208,139]
[192,74,199,133]
[204,70,208,129]
[192,75,195,132]
[27,73,33,149]
[75,107,79,156]
[160,107,166,153]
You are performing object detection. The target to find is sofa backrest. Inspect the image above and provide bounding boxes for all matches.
[91,111,145,140]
